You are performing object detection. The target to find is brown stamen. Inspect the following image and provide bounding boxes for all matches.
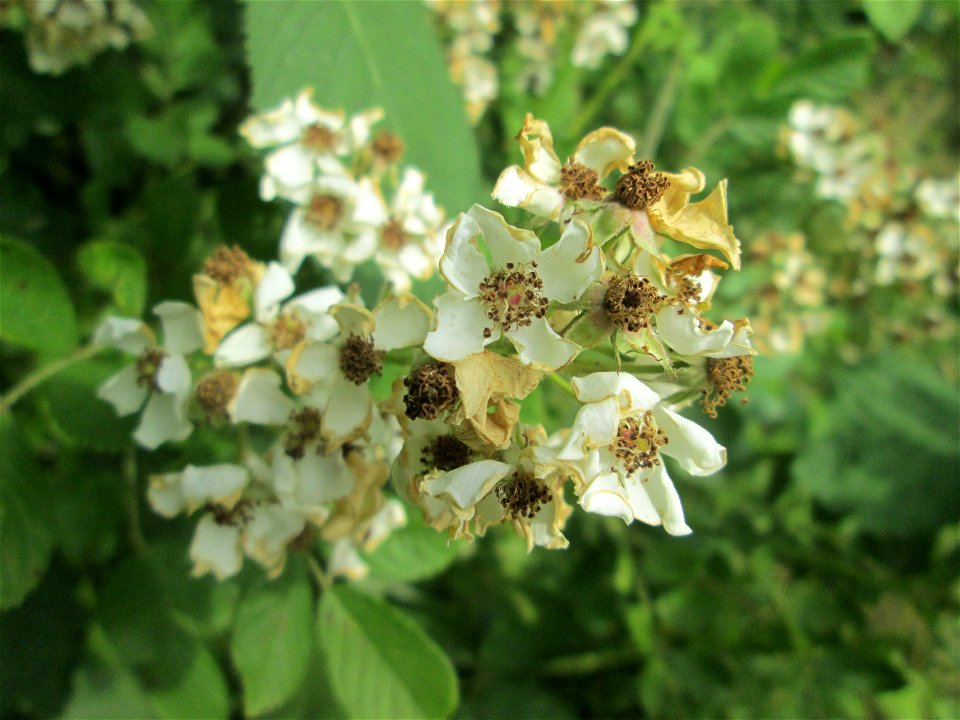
[604,273,666,333]
[701,355,754,418]
[559,161,606,201]
[380,219,408,250]
[478,262,548,337]
[270,313,307,351]
[195,370,238,419]
[284,407,323,459]
[613,160,670,211]
[338,334,385,385]
[496,470,552,520]
[372,130,405,163]
[301,124,339,153]
[135,348,165,391]
[203,245,253,284]
[305,193,345,231]
[403,363,458,420]
[206,499,252,526]
[420,434,473,473]
[609,412,667,476]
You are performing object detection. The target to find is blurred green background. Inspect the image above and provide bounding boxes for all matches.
[1,1,957,718]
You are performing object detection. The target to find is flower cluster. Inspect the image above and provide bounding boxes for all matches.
[1,0,151,75]
[428,0,637,123]
[97,100,757,581]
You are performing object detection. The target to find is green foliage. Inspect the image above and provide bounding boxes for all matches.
[317,585,459,720]
[863,0,925,42]
[76,240,148,318]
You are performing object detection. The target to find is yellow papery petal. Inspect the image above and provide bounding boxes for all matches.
[651,179,741,270]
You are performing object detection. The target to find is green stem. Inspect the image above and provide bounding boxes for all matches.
[0,343,103,414]
[559,310,588,337]
[639,49,684,161]
[123,447,146,553]
[546,372,575,397]
[307,554,332,591]
[540,647,642,677]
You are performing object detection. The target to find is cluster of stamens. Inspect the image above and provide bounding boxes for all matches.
[496,470,552,520]
[135,348,165,390]
[207,499,253,527]
[195,370,238,419]
[284,407,322,459]
[338,334,385,385]
[380,219,408,250]
[203,245,253,284]
[604,273,666,333]
[609,412,668,476]
[478,261,548,337]
[559,161,606,201]
[301,123,339,153]
[305,193,345,231]
[672,276,702,305]
[421,434,473,473]
[403,363,458,420]
[371,130,404,163]
[701,355,754,418]
[269,313,307,351]
[613,160,671,211]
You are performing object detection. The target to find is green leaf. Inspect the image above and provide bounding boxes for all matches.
[862,0,924,43]
[243,1,484,213]
[147,645,229,720]
[317,585,459,719]
[76,239,147,317]
[231,576,314,716]
[0,236,78,357]
[0,416,55,610]
[773,31,876,102]
[363,511,462,583]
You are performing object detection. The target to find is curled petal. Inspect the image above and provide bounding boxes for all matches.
[181,463,249,511]
[536,220,604,303]
[656,305,735,356]
[507,317,579,370]
[558,397,620,460]
[255,262,296,323]
[580,470,634,524]
[94,316,152,355]
[573,127,636,178]
[147,473,186,518]
[467,204,539,269]
[491,166,563,220]
[516,113,562,184]
[654,406,726,476]
[423,459,513,511]
[571,372,660,414]
[286,340,338,394]
[625,462,692,536]
[239,98,301,148]
[439,213,488,297]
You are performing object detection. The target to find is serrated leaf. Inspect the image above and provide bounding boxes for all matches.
[0,236,77,357]
[231,577,314,716]
[862,0,924,43]
[317,585,458,719]
[243,1,484,213]
[76,239,147,317]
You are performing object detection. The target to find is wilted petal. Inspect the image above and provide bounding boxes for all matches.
[571,372,660,413]
[625,462,692,536]
[492,165,563,220]
[558,397,619,459]
[243,504,304,577]
[423,459,513,511]
[573,127,636,178]
[508,318,579,370]
[190,515,242,580]
[286,340,338,394]
[439,213,488,297]
[580,470,633,524]
[467,204,539,268]
[239,98,301,147]
[654,406,726,476]
[656,305,735,356]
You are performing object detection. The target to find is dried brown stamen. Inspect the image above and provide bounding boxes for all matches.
[613,160,671,211]
[372,130,404,163]
[559,161,606,201]
[496,470,552,520]
[701,355,754,418]
[207,499,253,526]
[195,370,238,418]
[380,219,408,250]
[135,348,165,391]
[403,363,458,420]
[203,245,253,284]
[305,193,345,231]
[284,407,322,459]
[338,334,385,385]
[478,262,548,337]
[421,434,473,473]
[270,313,307,351]
[301,124,339,153]
[609,412,667,476]
[673,276,702,305]
[604,273,666,333]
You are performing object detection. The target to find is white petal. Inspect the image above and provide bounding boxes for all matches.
[706,323,756,359]
[215,324,272,368]
[255,262,295,323]
[288,340,339,394]
[230,368,295,426]
[156,355,192,398]
[558,397,620,459]
[625,462,692,536]
[321,376,372,448]
[507,317,579,370]
[279,209,327,274]
[372,294,431,351]
[328,539,368,580]
[134,394,192,449]
[189,516,242,580]
[243,504,304,575]
[656,305,735,356]
[351,177,388,227]
[492,166,563,220]
[239,99,301,147]
[580,471,633,524]
[97,364,148,416]
[286,286,344,317]
[423,293,495,362]
[294,451,355,503]
[573,127,636,178]
[467,204,540,268]
[94,316,151,355]
[654,406,726,476]
[153,301,203,355]
[536,220,603,303]
[439,213,489,297]
[181,463,249,510]
[571,372,660,414]
[147,473,186,518]
[265,144,315,192]
[423,459,514,511]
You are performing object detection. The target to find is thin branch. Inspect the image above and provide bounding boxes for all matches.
[0,343,103,414]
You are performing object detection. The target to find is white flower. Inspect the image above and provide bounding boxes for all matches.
[96,301,203,449]
[278,171,387,279]
[493,115,635,221]
[424,205,603,369]
[240,88,383,203]
[214,261,342,368]
[287,294,432,449]
[571,0,637,70]
[556,371,727,536]
[915,176,960,221]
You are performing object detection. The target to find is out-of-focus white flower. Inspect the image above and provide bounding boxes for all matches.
[915,175,960,221]
[96,302,203,449]
[424,205,602,368]
[571,0,637,70]
[874,222,940,286]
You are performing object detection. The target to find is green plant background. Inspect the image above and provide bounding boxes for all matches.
[1,1,958,718]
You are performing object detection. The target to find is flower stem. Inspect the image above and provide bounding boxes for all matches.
[123,446,146,553]
[307,553,332,591]
[0,343,104,415]
[546,372,575,397]
[559,310,588,337]
[639,48,684,161]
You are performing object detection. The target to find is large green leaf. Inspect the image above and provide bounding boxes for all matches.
[317,585,459,719]
[862,0,924,43]
[0,237,78,357]
[231,576,314,716]
[76,239,147,317]
[362,511,462,583]
[243,1,485,214]
[772,31,876,102]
